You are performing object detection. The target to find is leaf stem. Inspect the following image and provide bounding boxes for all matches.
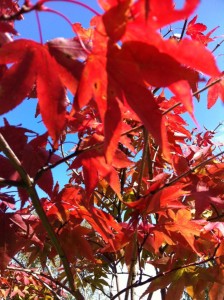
[35,10,43,44]
[45,0,100,16]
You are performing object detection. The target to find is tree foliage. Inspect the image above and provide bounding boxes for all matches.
[0,0,224,299]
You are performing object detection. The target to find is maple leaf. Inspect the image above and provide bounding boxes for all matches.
[125,184,187,214]
[186,15,207,36]
[100,0,200,31]
[186,15,218,46]
[76,0,220,164]
[0,120,33,181]
[140,0,200,29]
[164,209,204,253]
[70,143,132,198]
[207,75,224,109]
[208,241,224,300]
[140,271,175,299]
[59,225,94,262]
[71,204,122,250]
[75,33,170,162]
[21,133,61,197]
[0,154,18,181]
[0,121,60,203]
[0,39,69,148]
[98,0,132,11]
[0,121,34,162]
[190,180,224,217]
[0,212,42,271]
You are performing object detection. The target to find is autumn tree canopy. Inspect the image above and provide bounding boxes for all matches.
[1,0,224,299]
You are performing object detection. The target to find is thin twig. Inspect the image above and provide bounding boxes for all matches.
[212,39,224,53]
[180,19,188,40]
[136,128,149,198]
[111,246,219,300]
[147,149,224,197]
[162,77,222,116]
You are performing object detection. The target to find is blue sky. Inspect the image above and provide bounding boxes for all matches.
[1,0,224,190]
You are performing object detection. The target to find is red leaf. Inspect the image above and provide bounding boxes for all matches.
[130,0,199,31]
[186,15,207,35]
[0,120,33,159]
[0,0,21,16]
[203,222,224,237]
[59,225,94,261]
[0,212,42,271]
[36,47,67,149]
[165,209,203,253]
[70,146,132,198]
[98,0,128,11]
[0,155,17,181]
[160,38,221,78]
[0,193,15,210]
[186,15,218,45]
[172,155,190,175]
[207,76,224,109]
[147,0,200,29]
[47,38,84,95]
[72,205,122,250]
[0,49,36,114]
[0,40,69,148]
[102,0,131,41]
[21,133,60,197]
[126,184,187,214]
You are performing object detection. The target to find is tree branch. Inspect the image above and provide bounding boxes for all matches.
[0,133,84,300]
[0,177,25,187]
